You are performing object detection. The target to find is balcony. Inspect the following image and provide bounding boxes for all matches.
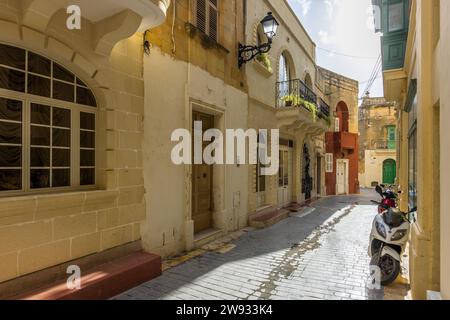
[327,132,358,153]
[276,79,317,109]
[21,0,171,56]
[371,0,410,102]
[370,139,397,150]
[318,98,331,120]
[275,79,329,134]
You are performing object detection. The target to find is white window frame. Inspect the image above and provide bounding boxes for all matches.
[325,153,334,173]
[335,117,340,132]
[0,44,98,197]
[0,90,97,196]
[194,0,219,41]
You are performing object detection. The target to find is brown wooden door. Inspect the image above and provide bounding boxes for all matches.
[192,112,214,234]
[317,156,321,195]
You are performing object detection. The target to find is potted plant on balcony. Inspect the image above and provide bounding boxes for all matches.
[281,94,301,107]
[302,100,318,122]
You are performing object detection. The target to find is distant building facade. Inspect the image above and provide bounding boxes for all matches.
[359,97,397,188]
[321,68,359,196]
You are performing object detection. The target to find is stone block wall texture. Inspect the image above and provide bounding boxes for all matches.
[0,3,148,283]
[358,98,397,174]
[146,0,246,91]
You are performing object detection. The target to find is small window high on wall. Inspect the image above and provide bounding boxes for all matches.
[195,0,219,42]
[0,43,97,193]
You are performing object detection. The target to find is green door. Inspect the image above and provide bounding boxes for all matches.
[387,126,396,149]
[383,159,397,184]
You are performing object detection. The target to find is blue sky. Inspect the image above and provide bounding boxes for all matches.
[287,0,384,101]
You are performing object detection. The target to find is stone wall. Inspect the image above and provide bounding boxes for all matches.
[358,97,397,187]
[145,0,246,91]
[0,5,148,283]
[141,0,249,257]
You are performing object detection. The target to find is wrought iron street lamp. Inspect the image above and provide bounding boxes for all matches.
[238,12,279,68]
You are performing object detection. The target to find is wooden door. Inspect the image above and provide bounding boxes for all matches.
[383,159,397,185]
[317,156,321,195]
[278,149,291,207]
[192,112,214,234]
[336,160,346,195]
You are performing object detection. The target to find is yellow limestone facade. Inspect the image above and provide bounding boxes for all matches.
[0,0,360,294]
[0,0,170,289]
[246,0,326,212]
[358,97,397,188]
[245,0,359,212]
[141,0,249,256]
[381,0,449,300]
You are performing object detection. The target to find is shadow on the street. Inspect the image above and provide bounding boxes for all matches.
[119,189,399,300]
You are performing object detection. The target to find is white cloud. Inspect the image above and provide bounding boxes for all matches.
[288,0,384,97]
[324,0,342,19]
[295,0,312,16]
[318,30,335,45]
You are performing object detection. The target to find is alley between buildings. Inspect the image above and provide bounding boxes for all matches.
[116,190,410,301]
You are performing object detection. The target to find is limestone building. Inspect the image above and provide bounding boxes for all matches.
[359,97,397,188]
[372,0,450,300]
[0,0,359,298]
[321,67,359,196]
[0,0,171,297]
[245,0,359,226]
[142,0,249,256]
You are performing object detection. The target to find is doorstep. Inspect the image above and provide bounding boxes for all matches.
[194,228,223,248]
[249,206,290,229]
[285,202,307,212]
[12,252,161,300]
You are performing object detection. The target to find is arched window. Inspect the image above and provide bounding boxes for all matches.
[0,43,97,193]
[336,101,349,133]
[278,52,290,83]
[277,52,292,107]
[305,73,313,89]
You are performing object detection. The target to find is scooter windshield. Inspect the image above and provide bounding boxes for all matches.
[383,208,404,228]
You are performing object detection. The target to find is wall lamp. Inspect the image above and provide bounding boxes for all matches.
[238,12,279,68]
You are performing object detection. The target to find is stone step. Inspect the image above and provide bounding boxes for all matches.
[13,252,161,300]
[249,206,290,229]
[285,202,306,212]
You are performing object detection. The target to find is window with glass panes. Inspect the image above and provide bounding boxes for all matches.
[0,43,97,193]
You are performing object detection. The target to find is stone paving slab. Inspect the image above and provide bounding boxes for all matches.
[116,190,410,300]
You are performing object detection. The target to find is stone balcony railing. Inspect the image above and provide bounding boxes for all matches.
[370,139,397,150]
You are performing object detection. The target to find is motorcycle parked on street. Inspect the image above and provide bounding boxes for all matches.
[368,186,417,286]
[372,185,397,214]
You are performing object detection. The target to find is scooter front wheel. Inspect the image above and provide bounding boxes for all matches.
[370,252,400,286]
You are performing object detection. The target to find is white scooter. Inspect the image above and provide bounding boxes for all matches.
[368,188,417,286]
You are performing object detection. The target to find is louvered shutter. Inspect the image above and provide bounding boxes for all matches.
[325,154,334,173]
[196,0,207,34]
[208,0,218,41]
[195,0,218,41]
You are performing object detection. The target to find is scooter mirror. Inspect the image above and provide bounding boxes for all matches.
[375,185,383,197]
[407,207,417,223]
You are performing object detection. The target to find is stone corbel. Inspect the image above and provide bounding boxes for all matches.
[93,9,142,57]
[20,0,62,32]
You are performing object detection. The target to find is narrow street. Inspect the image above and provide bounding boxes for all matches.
[116,190,410,301]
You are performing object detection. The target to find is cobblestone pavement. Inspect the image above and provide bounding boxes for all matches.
[116,190,410,300]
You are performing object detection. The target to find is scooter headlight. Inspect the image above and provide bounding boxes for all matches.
[392,229,408,241]
[376,221,387,239]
